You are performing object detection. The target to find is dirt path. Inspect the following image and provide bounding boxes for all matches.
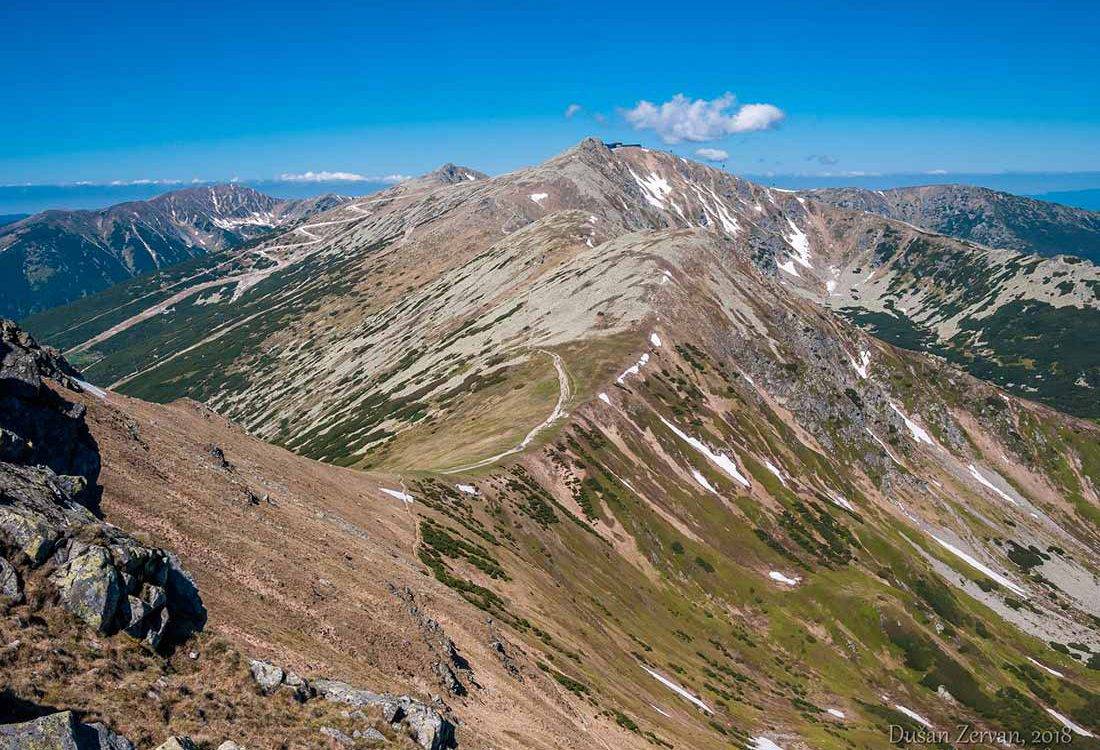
[443,349,570,474]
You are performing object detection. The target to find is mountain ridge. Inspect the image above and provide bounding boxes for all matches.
[0,183,350,319]
[2,138,1100,748]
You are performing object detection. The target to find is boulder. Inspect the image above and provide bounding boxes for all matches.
[398,698,456,750]
[249,659,285,694]
[319,727,355,746]
[154,737,198,750]
[0,556,22,602]
[0,710,134,750]
[357,727,386,744]
[0,710,82,749]
[310,679,455,749]
[50,545,124,632]
[216,743,244,750]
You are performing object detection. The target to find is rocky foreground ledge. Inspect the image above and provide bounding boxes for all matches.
[249,659,457,750]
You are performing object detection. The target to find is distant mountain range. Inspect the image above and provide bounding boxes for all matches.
[0,213,28,227]
[0,184,348,319]
[9,140,1100,750]
[806,184,1100,263]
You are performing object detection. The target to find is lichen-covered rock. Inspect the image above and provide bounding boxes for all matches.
[0,710,82,749]
[154,737,198,750]
[0,555,23,602]
[308,679,455,750]
[249,659,284,694]
[0,710,135,750]
[50,545,124,632]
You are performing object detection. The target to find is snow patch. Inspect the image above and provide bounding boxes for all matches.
[659,417,750,487]
[616,352,650,384]
[764,460,788,487]
[1045,708,1094,737]
[598,392,612,405]
[768,571,801,586]
[640,665,713,713]
[379,487,414,503]
[691,469,718,494]
[890,404,935,446]
[529,193,548,206]
[894,704,933,729]
[73,379,107,400]
[1027,657,1064,679]
[967,465,1018,506]
[752,737,785,750]
[827,708,846,719]
[928,533,1027,597]
[783,218,813,269]
[650,332,663,347]
[456,484,479,496]
[850,350,871,379]
[630,169,673,210]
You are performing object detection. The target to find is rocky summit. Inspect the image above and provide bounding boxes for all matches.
[1,141,1099,749]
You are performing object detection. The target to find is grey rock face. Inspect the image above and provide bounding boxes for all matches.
[0,710,135,750]
[49,545,124,632]
[249,659,285,694]
[309,679,455,750]
[0,555,23,601]
[0,320,205,648]
[154,738,198,750]
[319,726,355,746]
[254,670,456,750]
[0,319,100,484]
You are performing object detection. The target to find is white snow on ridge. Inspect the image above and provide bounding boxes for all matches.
[769,571,801,586]
[764,460,788,487]
[894,704,933,729]
[929,533,1027,597]
[529,193,549,206]
[890,404,935,446]
[1027,657,1064,679]
[379,487,414,503]
[967,464,1018,506]
[784,218,813,269]
[752,737,785,750]
[777,258,799,277]
[630,169,673,210]
[617,352,650,384]
[73,379,107,400]
[659,417,751,488]
[828,491,855,512]
[639,664,713,714]
[1046,708,1094,737]
[850,350,871,379]
[691,468,718,494]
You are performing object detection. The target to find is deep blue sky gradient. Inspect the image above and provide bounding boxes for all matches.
[3,0,1098,185]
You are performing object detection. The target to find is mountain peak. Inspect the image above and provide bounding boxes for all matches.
[429,163,487,184]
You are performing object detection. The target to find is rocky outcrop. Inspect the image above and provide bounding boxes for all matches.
[0,319,205,648]
[153,738,197,750]
[247,660,456,750]
[0,710,134,749]
[0,319,99,488]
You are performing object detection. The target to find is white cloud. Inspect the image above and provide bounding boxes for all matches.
[278,171,410,184]
[925,168,949,175]
[564,103,582,118]
[623,92,784,143]
[279,170,369,182]
[695,148,729,162]
[106,178,184,186]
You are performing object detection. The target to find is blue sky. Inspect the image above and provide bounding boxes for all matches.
[2,0,1098,188]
